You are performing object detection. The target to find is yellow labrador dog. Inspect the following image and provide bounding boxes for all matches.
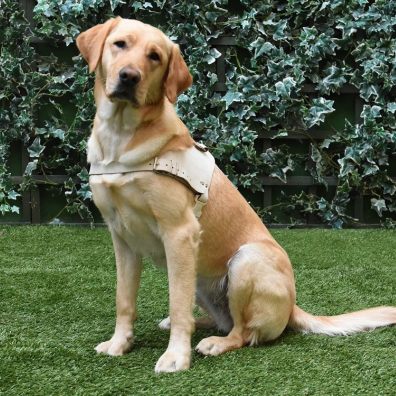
[76,17,396,373]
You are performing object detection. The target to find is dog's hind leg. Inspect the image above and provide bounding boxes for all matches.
[195,241,295,356]
[160,275,233,332]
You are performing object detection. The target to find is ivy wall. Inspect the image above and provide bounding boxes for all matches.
[0,0,395,227]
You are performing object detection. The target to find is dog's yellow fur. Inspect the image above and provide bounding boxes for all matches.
[77,18,396,373]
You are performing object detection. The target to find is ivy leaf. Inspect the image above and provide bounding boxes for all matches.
[77,183,92,200]
[361,105,382,122]
[360,84,380,101]
[222,91,243,110]
[310,145,327,187]
[320,138,333,149]
[7,190,20,200]
[332,219,344,229]
[131,1,143,11]
[338,158,355,178]
[203,48,221,65]
[384,183,396,196]
[318,66,347,94]
[34,1,55,17]
[305,98,335,128]
[271,130,289,138]
[0,204,10,215]
[387,103,396,114]
[25,160,38,176]
[51,129,65,140]
[273,20,288,41]
[49,218,62,225]
[205,11,224,23]
[363,164,379,177]
[250,38,275,57]
[275,77,296,98]
[110,0,127,11]
[27,138,45,158]
[77,168,89,182]
[336,18,358,38]
[371,198,387,217]
[64,36,73,46]
[319,2,331,11]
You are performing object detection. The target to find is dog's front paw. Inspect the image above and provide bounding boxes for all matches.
[95,332,133,356]
[154,348,191,373]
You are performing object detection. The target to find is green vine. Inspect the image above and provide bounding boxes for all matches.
[0,0,395,227]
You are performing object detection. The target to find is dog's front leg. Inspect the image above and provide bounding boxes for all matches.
[155,220,199,373]
[96,230,142,356]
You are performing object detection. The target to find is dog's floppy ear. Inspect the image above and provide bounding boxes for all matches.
[164,45,193,104]
[76,17,121,73]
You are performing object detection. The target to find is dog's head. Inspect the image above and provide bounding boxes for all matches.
[76,18,192,106]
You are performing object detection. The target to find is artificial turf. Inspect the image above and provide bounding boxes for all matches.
[0,226,395,395]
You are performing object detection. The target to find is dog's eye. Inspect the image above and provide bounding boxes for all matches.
[148,52,160,62]
[114,41,126,49]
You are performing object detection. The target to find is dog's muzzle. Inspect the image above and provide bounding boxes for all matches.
[110,67,141,103]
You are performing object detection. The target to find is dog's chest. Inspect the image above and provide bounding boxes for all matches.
[90,173,165,259]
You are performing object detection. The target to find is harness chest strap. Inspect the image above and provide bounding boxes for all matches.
[89,144,216,218]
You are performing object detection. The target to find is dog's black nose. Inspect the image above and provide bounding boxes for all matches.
[119,67,141,86]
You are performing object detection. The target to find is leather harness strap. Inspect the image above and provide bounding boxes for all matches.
[89,143,215,218]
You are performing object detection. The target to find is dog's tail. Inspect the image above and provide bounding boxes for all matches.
[288,305,396,336]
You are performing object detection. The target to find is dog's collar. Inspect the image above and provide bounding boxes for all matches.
[89,143,215,218]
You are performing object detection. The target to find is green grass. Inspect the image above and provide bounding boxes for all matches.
[0,226,395,395]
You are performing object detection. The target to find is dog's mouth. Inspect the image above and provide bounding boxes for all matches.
[107,67,143,107]
[108,87,140,107]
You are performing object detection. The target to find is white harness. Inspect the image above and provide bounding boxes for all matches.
[89,143,216,218]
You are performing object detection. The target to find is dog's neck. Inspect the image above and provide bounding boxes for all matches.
[88,82,194,166]
[94,78,163,128]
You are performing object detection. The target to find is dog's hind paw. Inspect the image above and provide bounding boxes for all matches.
[195,335,243,356]
[195,337,223,356]
[158,316,215,331]
[158,317,171,330]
